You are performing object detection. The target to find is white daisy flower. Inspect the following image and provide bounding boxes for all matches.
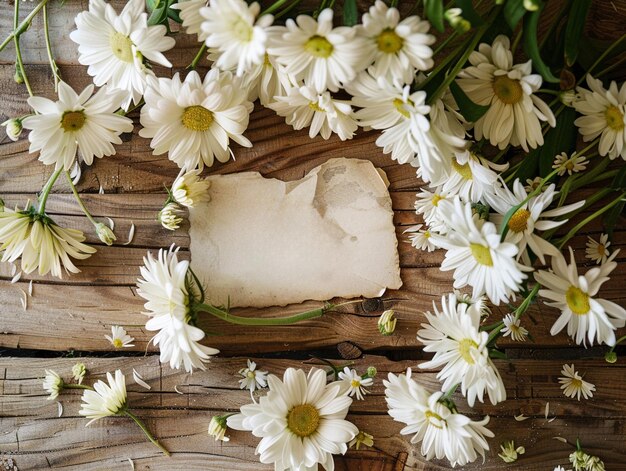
[559,364,596,400]
[172,0,209,41]
[417,293,506,406]
[338,367,374,401]
[241,55,293,106]
[384,369,494,467]
[158,202,184,231]
[70,0,176,109]
[105,325,135,348]
[21,82,133,171]
[553,151,588,176]
[171,169,210,208]
[525,176,544,193]
[227,367,358,471]
[139,70,253,170]
[455,290,491,319]
[0,205,96,278]
[238,359,268,392]
[208,415,230,442]
[43,370,64,400]
[429,198,529,305]
[405,224,436,252]
[500,314,528,342]
[586,233,611,264]
[574,75,626,160]
[486,179,585,264]
[535,248,626,346]
[357,0,434,85]
[413,186,451,234]
[269,85,357,140]
[79,369,127,425]
[268,8,368,93]
[200,0,274,76]
[498,440,525,463]
[457,35,556,151]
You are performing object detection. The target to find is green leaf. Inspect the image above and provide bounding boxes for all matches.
[523,4,560,83]
[538,106,577,176]
[449,81,489,122]
[454,0,484,27]
[564,0,592,66]
[342,0,358,26]
[503,0,526,30]
[424,0,445,33]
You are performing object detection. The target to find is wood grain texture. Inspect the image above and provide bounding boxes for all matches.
[1,356,625,471]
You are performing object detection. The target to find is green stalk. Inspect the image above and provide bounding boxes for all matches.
[14,0,34,97]
[64,171,98,226]
[37,168,63,215]
[196,302,329,326]
[261,0,291,15]
[0,0,50,53]
[188,44,207,70]
[123,410,170,456]
[514,284,540,321]
[43,4,61,91]
[63,383,92,390]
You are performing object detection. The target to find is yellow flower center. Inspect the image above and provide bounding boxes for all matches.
[60,111,86,132]
[376,28,404,54]
[492,75,524,105]
[263,53,271,66]
[393,98,410,118]
[232,18,253,41]
[424,231,431,238]
[458,338,478,364]
[596,244,606,257]
[309,101,325,112]
[566,286,590,315]
[470,243,493,266]
[570,378,583,389]
[431,194,443,206]
[508,208,531,233]
[425,410,444,429]
[246,371,256,379]
[304,35,334,58]
[109,31,135,63]
[452,157,473,180]
[287,404,320,437]
[350,379,361,388]
[182,105,214,131]
[113,338,123,348]
[605,105,625,131]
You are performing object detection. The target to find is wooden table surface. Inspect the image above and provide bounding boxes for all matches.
[1,1,625,470]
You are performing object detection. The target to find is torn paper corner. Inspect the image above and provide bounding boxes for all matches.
[189,158,402,308]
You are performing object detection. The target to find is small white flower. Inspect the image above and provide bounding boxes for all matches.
[1,118,22,141]
[240,47,293,106]
[457,35,556,151]
[105,325,135,348]
[70,0,176,109]
[357,1,434,85]
[269,9,368,93]
[384,369,494,467]
[501,314,528,342]
[444,8,471,32]
[158,202,184,231]
[574,75,626,160]
[559,364,596,401]
[139,70,253,170]
[585,233,611,264]
[208,415,230,442]
[171,169,210,208]
[553,151,588,176]
[21,81,133,171]
[405,224,436,252]
[413,186,451,234]
[238,359,268,392]
[535,248,626,346]
[554,465,569,471]
[417,293,506,406]
[172,0,208,40]
[72,363,87,385]
[525,176,544,193]
[227,367,358,471]
[43,370,64,400]
[570,450,589,470]
[269,85,357,140]
[79,369,127,425]
[455,290,491,319]
[498,440,525,463]
[338,367,374,400]
[378,309,397,335]
[95,222,116,245]
[349,430,374,450]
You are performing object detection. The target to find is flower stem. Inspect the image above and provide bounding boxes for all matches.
[0,0,50,54]
[43,4,61,91]
[38,168,63,215]
[261,0,291,15]
[63,383,93,390]
[14,0,34,97]
[188,44,207,70]
[64,171,98,226]
[514,284,540,321]
[197,302,331,326]
[123,410,170,456]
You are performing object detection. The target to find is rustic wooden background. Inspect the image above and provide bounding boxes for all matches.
[1,1,625,470]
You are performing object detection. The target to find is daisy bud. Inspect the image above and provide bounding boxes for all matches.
[570,450,590,470]
[559,90,576,107]
[349,430,374,450]
[14,67,24,84]
[366,366,377,378]
[208,415,230,442]
[498,440,525,463]
[378,309,397,336]
[2,118,22,141]
[95,222,116,245]
[43,369,64,400]
[171,169,210,208]
[158,202,184,231]
[444,8,471,33]
[605,351,617,363]
[523,0,541,10]
[72,363,87,385]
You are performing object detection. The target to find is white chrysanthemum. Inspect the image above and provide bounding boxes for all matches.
[586,233,611,265]
[139,70,253,170]
[21,82,132,171]
[105,325,135,348]
[158,202,184,231]
[171,169,210,208]
[457,35,556,151]
[413,186,451,234]
[429,198,529,304]
[0,206,96,278]
[525,176,544,193]
[455,290,491,319]
[238,359,268,392]
[70,0,176,109]
[405,224,436,252]
[338,367,374,401]
[417,294,506,406]
[553,151,588,176]
[559,364,596,401]
[268,8,368,93]
[500,314,528,342]
[227,367,358,471]
[384,369,494,467]
[43,370,63,400]
[357,0,434,85]
[79,369,127,425]
[486,179,585,264]
[269,85,357,140]
[574,75,626,160]
[172,0,208,40]
[200,0,273,76]
[535,248,626,346]
[241,48,294,106]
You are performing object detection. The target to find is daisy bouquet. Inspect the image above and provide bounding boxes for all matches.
[2,0,625,468]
